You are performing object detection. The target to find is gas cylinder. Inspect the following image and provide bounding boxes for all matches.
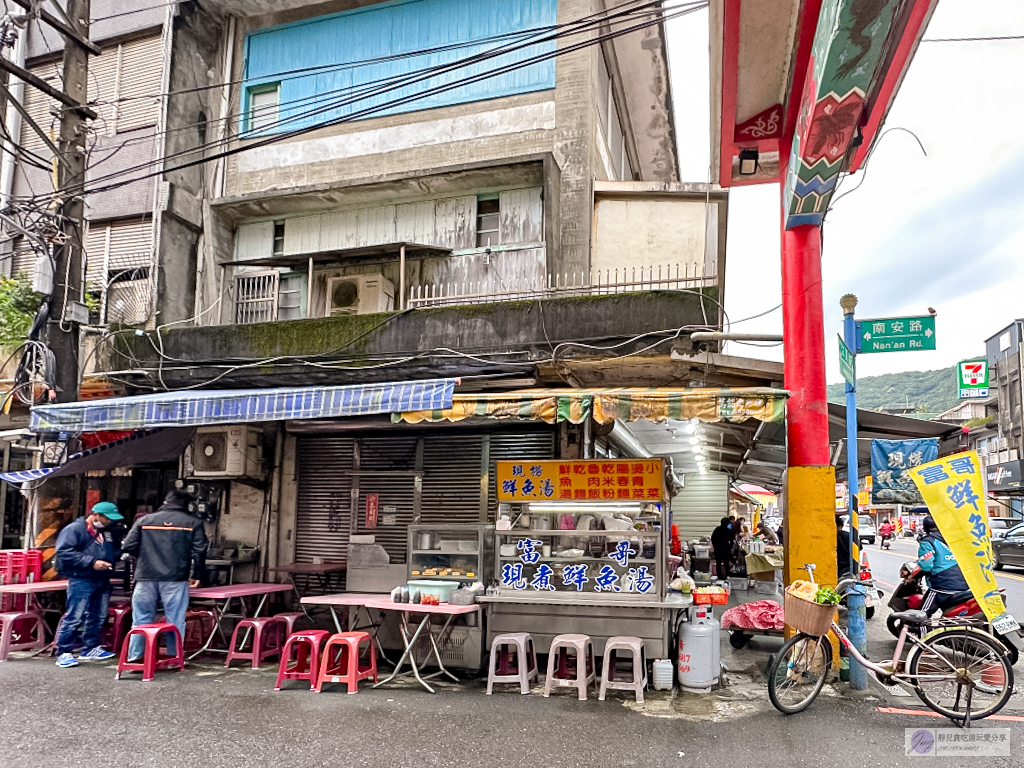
[677,605,721,693]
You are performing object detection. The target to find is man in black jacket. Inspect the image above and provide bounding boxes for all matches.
[121,490,208,661]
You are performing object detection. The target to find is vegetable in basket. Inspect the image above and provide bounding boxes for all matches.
[813,586,841,605]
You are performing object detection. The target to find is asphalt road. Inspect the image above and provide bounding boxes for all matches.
[864,536,1024,616]
[0,652,1020,768]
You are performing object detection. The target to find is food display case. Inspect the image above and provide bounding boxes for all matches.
[480,459,678,658]
[492,505,664,598]
[407,524,492,583]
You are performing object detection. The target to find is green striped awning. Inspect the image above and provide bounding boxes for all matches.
[393,387,787,425]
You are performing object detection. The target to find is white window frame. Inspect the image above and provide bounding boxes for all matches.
[247,83,281,134]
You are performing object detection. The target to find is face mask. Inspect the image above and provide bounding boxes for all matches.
[92,520,107,530]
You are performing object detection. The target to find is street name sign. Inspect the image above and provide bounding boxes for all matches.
[838,335,856,386]
[856,315,935,353]
[957,358,989,399]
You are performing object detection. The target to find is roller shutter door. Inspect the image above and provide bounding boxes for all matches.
[673,471,729,540]
[20,63,59,155]
[486,429,556,520]
[354,435,418,564]
[117,35,164,132]
[420,433,484,524]
[294,437,354,564]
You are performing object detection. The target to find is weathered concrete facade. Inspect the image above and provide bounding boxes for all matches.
[150,0,682,328]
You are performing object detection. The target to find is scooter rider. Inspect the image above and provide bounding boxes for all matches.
[917,515,970,614]
[878,518,895,548]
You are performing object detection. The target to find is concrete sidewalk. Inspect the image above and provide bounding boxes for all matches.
[0,619,1019,768]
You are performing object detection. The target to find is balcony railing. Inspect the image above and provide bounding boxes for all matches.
[407,262,715,308]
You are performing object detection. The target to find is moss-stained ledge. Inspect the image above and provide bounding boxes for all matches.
[111,289,719,388]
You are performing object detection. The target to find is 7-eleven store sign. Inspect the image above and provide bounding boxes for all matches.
[958,359,989,399]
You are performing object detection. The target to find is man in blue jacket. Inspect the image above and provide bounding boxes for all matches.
[918,515,971,614]
[53,501,124,668]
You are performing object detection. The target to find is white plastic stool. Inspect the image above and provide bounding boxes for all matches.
[486,632,540,694]
[544,633,596,700]
[599,636,647,703]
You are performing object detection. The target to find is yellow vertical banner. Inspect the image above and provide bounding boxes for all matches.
[906,450,1003,621]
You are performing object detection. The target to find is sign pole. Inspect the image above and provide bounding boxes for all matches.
[841,294,867,691]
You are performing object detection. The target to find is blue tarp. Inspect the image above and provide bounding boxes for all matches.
[28,379,458,433]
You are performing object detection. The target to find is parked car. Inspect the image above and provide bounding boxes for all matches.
[993,523,1024,570]
[989,518,1016,539]
[839,515,876,545]
[859,518,877,545]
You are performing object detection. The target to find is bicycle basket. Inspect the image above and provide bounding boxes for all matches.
[784,588,837,637]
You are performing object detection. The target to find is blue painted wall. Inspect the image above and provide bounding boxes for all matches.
[242,0,557,135]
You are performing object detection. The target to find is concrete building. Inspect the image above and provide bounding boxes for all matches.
[12,3,797,625]
[983,320,1024,515]
[1,0,174,325]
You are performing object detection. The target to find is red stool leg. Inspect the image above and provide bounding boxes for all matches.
[143,631,158,682]
[250,623,265,669]
[314,640,333,693]
[307,636,324,690]
[345,639,358,694]
[275,635,297,691]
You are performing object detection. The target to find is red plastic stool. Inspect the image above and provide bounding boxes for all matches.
[183,610,216,654]
[116,623,185,681]
[101,603,132,655]
[315,631,377,694]
[275,629,330,691]
[0,611,46,660]
[225,616,286,669]
[274,612,307,636]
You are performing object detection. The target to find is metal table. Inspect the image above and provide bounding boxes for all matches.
[187,583,292,659]
[299,592,395,664]
[0,580,69,659]
[364,598,481,694]
[268,562,346,612]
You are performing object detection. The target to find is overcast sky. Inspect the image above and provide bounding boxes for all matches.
[666,0,1024,384]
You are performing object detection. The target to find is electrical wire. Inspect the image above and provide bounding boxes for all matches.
[16,0,705,203]
[80,0,687,187]
[922,34,1024,43]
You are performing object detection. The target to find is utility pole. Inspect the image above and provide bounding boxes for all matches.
[45,0,91,403]
[840,293,868,691]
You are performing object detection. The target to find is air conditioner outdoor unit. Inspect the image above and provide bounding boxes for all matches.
[326,274,395,316]
[187,426,263,479]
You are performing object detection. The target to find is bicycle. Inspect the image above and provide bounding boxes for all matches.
[767,564,1014,725]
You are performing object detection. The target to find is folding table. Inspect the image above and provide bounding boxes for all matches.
[187,583,292,659]
[0,580,69,660]
[364,598,481,693]
[299,592,394,664]
[268,563,346,613]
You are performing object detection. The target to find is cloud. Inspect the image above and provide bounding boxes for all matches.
[826,150,1024,312]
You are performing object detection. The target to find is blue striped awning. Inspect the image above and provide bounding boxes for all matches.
[29,379,457,433]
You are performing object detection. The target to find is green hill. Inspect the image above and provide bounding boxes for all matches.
[827,366,959,415]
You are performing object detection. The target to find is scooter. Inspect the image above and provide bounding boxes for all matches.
[841,563,883,620]
[880,533,893,550]
[886,561,1023,665]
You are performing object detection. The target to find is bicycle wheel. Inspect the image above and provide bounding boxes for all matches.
[767,633,833,714]
[907,628,1014,722]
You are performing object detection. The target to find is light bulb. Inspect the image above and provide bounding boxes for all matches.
[688,436,700,446]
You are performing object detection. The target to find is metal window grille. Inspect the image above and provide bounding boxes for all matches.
[235,271,279,324]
